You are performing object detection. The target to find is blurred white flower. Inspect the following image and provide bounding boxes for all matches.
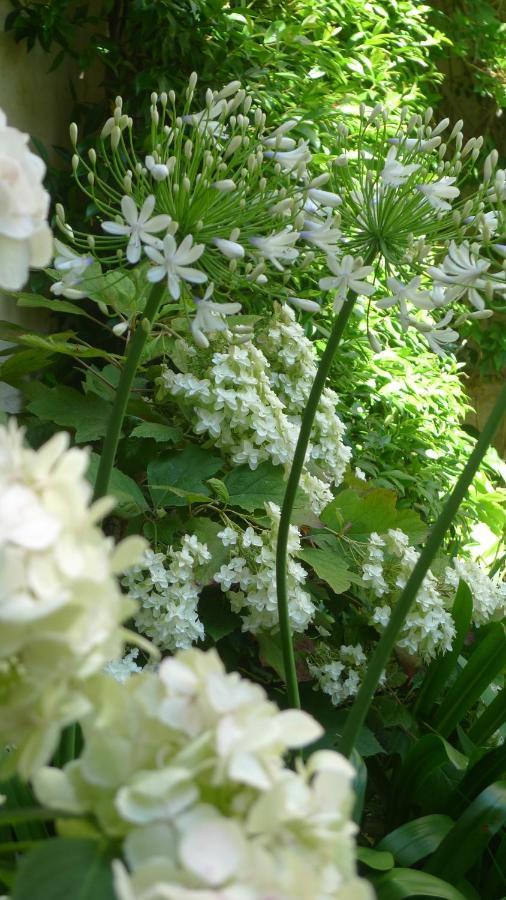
[380,147,419,187]
[250,227,300,271]
[319,254,375,310]
[416,176,460,211]
[191,286,241,349]
[0,108,53,290]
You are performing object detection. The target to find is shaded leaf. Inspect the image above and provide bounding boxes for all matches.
[147,446,222,508]
[297,546,351,594]
[130,422,182,443]
[27,385,112,443]
[12,837,115,900]
[87,454,148,517]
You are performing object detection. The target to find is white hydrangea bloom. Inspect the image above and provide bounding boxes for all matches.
[215,503,315,634]
[0,420,144,778]
[309,645,368,707]
[104,649,142,684]
[33,647,371,900]
[159,308,351,514]
[446,558,506,626]
[123,536,210,652]
[0,108,53,290]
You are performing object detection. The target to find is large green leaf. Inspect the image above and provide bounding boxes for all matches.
[448,743,506,817]
[87,454,148,517]
[147,445,222,508]
[468,685,506,745]
[377,815,454,866]
[27,384,112,443]
[433,623,506,737]
[425,781,506,882]
[373,868,466,899]
[130,422,182,443]
[14,292,95,319]
[392,734,467,818]
[12,838,116,900]
[414,581,473,721]
[297,546,351,594]
[357,847,394,871]
[320,487,427,544]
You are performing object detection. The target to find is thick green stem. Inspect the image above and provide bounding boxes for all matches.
[93,280,166,501]
[339,380,506,758]
[276,295,360,709]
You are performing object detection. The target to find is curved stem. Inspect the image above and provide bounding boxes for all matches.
[93,280,166,501]
[339,380,506,758]
[276,294,360,709]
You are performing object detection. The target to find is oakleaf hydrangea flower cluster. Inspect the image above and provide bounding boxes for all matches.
[309,644,370,708]
[0,420,144,777]
[0,107,53,290]
[361,528,506,662]
[33,648,372,900]
[122,537,210,653]
[214,503,315,634]
[158,306,351,513]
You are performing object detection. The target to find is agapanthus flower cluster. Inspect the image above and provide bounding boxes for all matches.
[33,648,372,900]
[158,308,351,513]
[309,644,369,708]
[0,107,53,291]
[52,74,325,344]
[214,503,315,634]
[0,420,144,777]
[122,537,210,653]
[313,105,506,354]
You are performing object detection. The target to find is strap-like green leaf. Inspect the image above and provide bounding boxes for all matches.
[468,685,506,745]
[373,867,467,899]
[425,781,506,882]
[414,581,472,721]
[433,624,506,737]
[377,815,454,866]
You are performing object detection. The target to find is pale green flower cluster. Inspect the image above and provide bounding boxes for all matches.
[34,648,372,900]
[158,308,351,514]
[214,502,315,634]
[0,420,144,778]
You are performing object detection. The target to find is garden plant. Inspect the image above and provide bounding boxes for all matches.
[0,2,506,899]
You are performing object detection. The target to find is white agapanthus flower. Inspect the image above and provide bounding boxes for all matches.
[380,146,419,187]
[191,285,242,349]
[145,233,207,299]
[264,141,312,177]
[249,227,300,271]
[416,176,460,211]
[0,420,145,777]
[319,254,375,311]
[33,647,372,900]
[427,241,506,310]
[50,240,93,299]
[0,108,53,290]
[102,195,171,264]
[301,214,342,252]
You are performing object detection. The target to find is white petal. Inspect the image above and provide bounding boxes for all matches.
[0,235,30,290]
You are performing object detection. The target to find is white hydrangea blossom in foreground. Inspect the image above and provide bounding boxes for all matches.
[0,420,145,777]
[34,648,372,900]
[215,502,315,634]
[122,537,210,652]
[0,108,53,290]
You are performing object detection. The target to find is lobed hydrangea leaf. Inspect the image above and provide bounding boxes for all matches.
[130,422,182,443]
[147,445,223,508]
[27,384,113,443]
[298,546,352,594]
[321,487,428,544]
[87,453,148,517]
